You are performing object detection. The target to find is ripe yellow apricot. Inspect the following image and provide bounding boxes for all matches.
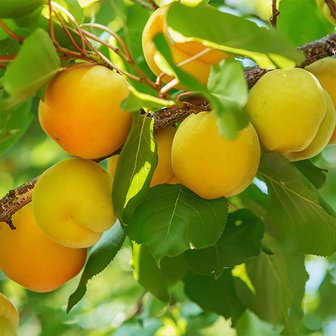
[0,293,19,336]
[32,158,116,248]
[171,112,261,199]
[107,126,176,186]
[0,204,87,293]
[150,126,176,186]
[245,68,328,158]
[39,65,131,159]
[286,90,336,161]
[142,4,227,84]
[306,57,336,144]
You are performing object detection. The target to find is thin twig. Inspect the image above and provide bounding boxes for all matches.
[53,10,83,54]
[131,0,157,10]
[80,23,158,91]
[325,0,336,20]
[81,29,127,59]
[269,0,280,28]
[51,1,87,57]
[0,55,15,62]
[0,20,24,43]
[80,23,131,61]
[159,78,179,97]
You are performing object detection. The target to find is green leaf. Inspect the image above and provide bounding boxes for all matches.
[0,0,44,18]
[112,114,157,222]
[114,319,163,336]
[258,153,336,256]
[238,184,268,219]
[166,3,304,67]
[184,270,245,324]
[185,209,264,277]
[127,184,228,262]
[132,243,187,302]
[67,222,125,312]
[293,160,327,189]
[278,0,334,46]
[3,29,61,107]
[207,59,249,139]
[0,38,20,56]
[234,252,308,327]
[121,86,175,112]
[0,100,33,154]
[235,310,283,336]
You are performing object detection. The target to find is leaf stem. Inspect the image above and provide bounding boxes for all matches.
[0,20,24,43]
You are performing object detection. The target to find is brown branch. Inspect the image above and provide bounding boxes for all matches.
[0,178,38,229]
[2,32,336,224]
[153,96,211,132]
[269,0,280,28]
[245,31,336,89]
[325,0,336,20]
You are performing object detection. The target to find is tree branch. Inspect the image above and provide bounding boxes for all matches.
[0,178,38,229]
[2,32,336,226]
[245,31,336,88]
[269,0,280,28]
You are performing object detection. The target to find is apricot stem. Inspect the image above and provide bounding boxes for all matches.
[0,20,24,43]
[51,1,88,57]
[269,0,280,28]
[80,23,158,91]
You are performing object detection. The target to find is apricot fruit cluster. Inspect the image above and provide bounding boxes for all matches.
[245,67,336,161]
[0,293,19,336]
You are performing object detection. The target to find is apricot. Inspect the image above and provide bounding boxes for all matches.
[150,126,176,186]
[107,126,176,186]
[171,112,260,199]
[0,293,19,336]
[38,65,131,159]
[0,204,86,293]
[32,158,116,248]
[306,57,336,144]
[142,4,228,85]
[245,68,331,159]
[286,90,336,161]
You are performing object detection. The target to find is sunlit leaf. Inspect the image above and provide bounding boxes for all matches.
[185,209,264,277]
[234,252,308,329]
[121,86,175,112]
[184,270,245,324]
[112,114,157,222]
[127,184,228,262]
[167,3,304,67]
[207,59,249,139]
[132,243,187,302]
[278,0,334,46]
[3,29,60,107]
[258,153,336,256]
[67,222,125,312]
